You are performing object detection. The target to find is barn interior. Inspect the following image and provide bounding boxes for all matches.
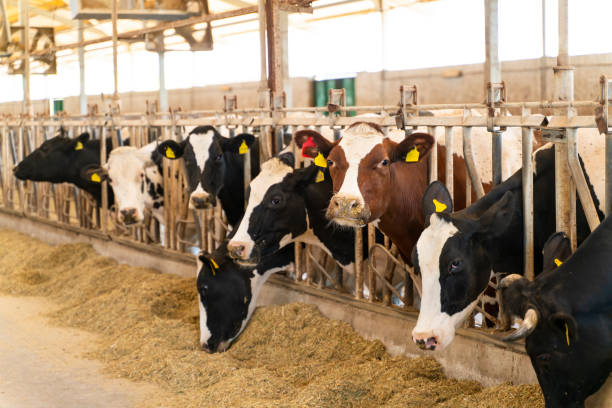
[0,0,611,407]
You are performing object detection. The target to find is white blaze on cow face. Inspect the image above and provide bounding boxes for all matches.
[106,143,160,224]
[186,130,216,208]
[412,214,476,351]
[228,158,293,261]
[335,124,384,202]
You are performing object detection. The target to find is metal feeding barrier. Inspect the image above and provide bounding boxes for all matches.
[0,76,610,330]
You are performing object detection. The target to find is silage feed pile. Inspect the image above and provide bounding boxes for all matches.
[0,229,544,408]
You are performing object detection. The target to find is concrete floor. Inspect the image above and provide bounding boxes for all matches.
[0,296,156,408]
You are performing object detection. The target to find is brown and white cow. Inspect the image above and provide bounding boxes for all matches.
[296,122,489,262]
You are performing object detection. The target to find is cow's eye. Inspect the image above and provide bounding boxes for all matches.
[378,159,389,167]
[215,154,222,161]
[270,197,281,206]
[449,260,462,274]
[327,159,334,167]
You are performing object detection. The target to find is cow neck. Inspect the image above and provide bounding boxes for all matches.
[377,160,430,263]
[302,176,357,266]
[218,153,248,228]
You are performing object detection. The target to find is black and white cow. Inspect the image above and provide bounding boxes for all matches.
[197,242,294,353]
[155,126,259,228]
[499,222,612,407]
[227,149,382,292]
[411,144,603,351]
[13,132,116,206]
[84,142,164,225]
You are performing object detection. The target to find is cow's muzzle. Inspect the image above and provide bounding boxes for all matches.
[119,208,138,225]
[190,192,215,209]
[412,333,440,351]
[327,194,370,227]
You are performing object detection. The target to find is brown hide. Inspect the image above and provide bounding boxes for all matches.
[379,144,492,263]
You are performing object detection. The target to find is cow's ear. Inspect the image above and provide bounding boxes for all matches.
[391,132,435,163]
[422,181,453,224]
[542,232,572,272]
[277,152,295,168]
[198,250,220,276]
[294,129,335,158]
[157,140,184,160]
[81,166,108,184]
[72,132,90,151]
[476,191,515,238]
[551,312,578,346]
[283,164,319,192]
[222,133,256,155]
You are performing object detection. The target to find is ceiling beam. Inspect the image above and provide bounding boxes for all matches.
[30,7,107,37]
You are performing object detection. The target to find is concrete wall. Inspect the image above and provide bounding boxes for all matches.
[1,53,612,115]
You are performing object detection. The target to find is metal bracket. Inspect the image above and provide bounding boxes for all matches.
[272,92,286,110]
[223,95,237,112]
[596,75,611,135]
[486,81,506,132]
[396,84,418,132]
[538,128,566,143]
[327,88,346,114]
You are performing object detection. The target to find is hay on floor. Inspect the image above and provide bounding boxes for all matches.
[0,229,544,408]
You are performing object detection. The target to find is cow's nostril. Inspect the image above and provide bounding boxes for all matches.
[201,343,212,353]
[350,201,359,209]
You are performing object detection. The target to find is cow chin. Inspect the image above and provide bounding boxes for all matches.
[331,216,367,228]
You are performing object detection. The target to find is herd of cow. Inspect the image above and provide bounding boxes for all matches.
[10,122,611,407]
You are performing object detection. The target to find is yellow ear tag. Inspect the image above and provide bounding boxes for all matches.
[315,170,325,183]
[90,173,101,183]
[405,146,420,162]
[209,258,219,276]
[554,258,563,267]
[165,147,175,159]
[314,152,327,168]
[239,140,249,155]
[565,323,570,346]
[75,141,84,151]
[433,198,447,213]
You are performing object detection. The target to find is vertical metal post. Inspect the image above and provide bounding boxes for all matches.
[354,227,364,299]
[100,127,108,232]
[111,0,120,109]
[428,126,437,183]
[462,127,485,198]
[258,0,267,86]
[522,126,534,280]
[540,0,548,100]
[158,50,168,113]
[20,0,31,115]
[367,224,376,302]
[444,126,453,199]
[553,0,574,241]
[78,21,87,115]
[485,0,502,186]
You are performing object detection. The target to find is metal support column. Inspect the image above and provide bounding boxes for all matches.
[111,0,120,110]
[78,21,87,115]
[19,0,31,115]
[485,0,502,185]
[553,0,574,244]
[158,50,168,113]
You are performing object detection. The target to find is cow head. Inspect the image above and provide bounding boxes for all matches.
[14,132,95,182]
[411,181,516,351]
[296,123,434,227]
[227,153,300,265]
[197,243,293,353]
[196,248,252,353]
[496,234,609,407]
[156,126,256,210]
[85,145,162,225]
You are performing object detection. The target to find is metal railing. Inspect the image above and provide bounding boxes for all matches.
[1,77,610,329]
